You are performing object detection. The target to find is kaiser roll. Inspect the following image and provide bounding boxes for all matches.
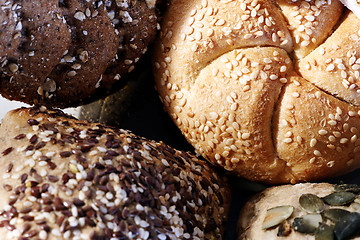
[0,107,230,239]
[152,0,360,183]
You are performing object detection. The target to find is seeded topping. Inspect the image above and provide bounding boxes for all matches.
[239,183,360,240]
[298,12,360,106]
[0,0,159,107]
[153,0,360,183]
[277,0,343,59]
[0,107,230,239]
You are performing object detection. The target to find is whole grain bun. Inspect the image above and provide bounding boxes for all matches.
[0,0,159,108]
[238,183,360,240]
[152,0,360,183]
[0,107,230,239]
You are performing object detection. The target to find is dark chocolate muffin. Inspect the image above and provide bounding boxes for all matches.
[0,0,159,107]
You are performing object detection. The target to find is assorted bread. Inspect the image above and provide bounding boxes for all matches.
[4,0,360,239]
[0,0,159,107]
[0,107,230,239]
[238,183,360,240]
[152,0,360,183]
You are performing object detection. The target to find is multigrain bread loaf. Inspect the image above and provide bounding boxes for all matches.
[152,0,360,184]
[238,183,360,240]
[0,0,159,107]
[0,107,230,239]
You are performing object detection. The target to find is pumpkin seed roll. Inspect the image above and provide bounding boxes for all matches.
[238,183,360,240]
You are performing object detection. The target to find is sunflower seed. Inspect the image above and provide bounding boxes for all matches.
[262,205,294,229]
[323,209,352,223]
[315,223,334,240]
[334,212,360,240]
[300,193,325,213]
[293,214,322,234]
[323,192,357,206]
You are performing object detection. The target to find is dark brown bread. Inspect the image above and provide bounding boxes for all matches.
[0,0,159,107]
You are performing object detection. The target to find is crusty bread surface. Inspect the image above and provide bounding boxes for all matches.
[152,0,360,183]
[0,0,159,107]
[0,107,230,239]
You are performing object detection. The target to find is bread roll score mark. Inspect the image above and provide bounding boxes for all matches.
[153,0,360,183]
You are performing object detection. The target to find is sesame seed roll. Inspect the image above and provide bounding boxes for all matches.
[152,0,360,183]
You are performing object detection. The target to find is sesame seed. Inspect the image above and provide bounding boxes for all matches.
[9,63,19,73]
[328,120,337,126]
[326,64,335,71]
[241,133,250,139]
[292,92,300,98]
[280,78,287,83]
[318,129,328,135]
[327,161,335,167]
[314,150,321,156]
[310,139,317,147]
[74,11,86,21]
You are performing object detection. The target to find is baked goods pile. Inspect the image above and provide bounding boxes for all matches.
[0,1,233,239]
[0,107,230,239]
[3,0,360,239]
[0,0,158,107]
[152,0,360,184]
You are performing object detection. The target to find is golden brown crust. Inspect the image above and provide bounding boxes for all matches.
[0,107,230,239]
[152,0,360,184]
[277,0,343,59]
[297,12,360,106]
[274,75,360,182]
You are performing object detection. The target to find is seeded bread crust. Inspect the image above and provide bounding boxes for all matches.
[0,107,230,239]
[238,183,360,240]
[0,0,159,108]
[152,0,360,183]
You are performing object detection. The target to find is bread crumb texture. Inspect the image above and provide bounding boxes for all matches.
[0,107,230,239]
[152,0,360,183]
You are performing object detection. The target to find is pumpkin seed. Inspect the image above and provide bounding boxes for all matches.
[277,220,292,237]
[299,193,325,213]
[293,214,323,234]
[262,205,294,229]
[323,209,352,223]
[315,223,334,240]
[334,212,360,240]
[334,184,360,193]
[323,192,356,206]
